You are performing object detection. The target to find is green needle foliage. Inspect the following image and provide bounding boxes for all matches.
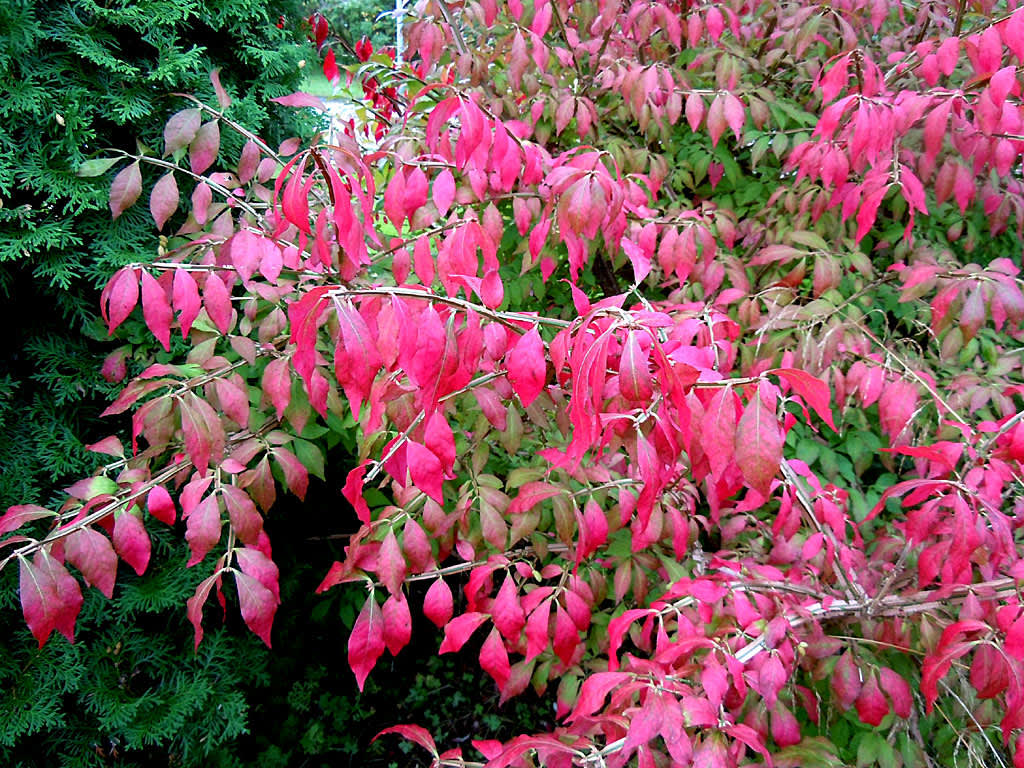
[0,0,319,509]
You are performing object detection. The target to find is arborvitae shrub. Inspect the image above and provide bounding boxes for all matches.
[0,0,319,509]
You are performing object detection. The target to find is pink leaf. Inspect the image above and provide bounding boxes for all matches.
[382,593,412,655]
[507,327,546,407]
[262,357,292,420]
[203,274,233,334]
[146,486,176,525]
[0,504,53,535]
[770,368,836,429]
[172,269,201,338]
[349,594,386,690]
[378,528,407,597]
[439,612,489,654]
[272,447,309,500]
[221,484,262,545]
[734,394,783,496]
[236,546,280,601]
[186,571,220,648]
[65,527,117,598]
[831,650,862,709]
[235,570,278,646]
[878,667,912,718]
[492,573,526,642]
[164,108,201,155]
[270,92,326,109]
[406,441,444,504]
[109,161,143,220]
[424,578,454,628]
[185,494,222,566]
[374,725,438,758]
[189,120,220,174]
[104,267,139,333]
[480,626,511,689]
[433,168,456,216]
[209,68,231,109]
[113,512,151,576]
[149,172,179,230]
[140,271,172,351]
[855,673,890,726]
[20,550,84,646]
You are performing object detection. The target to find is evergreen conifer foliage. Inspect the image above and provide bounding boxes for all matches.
[0,0,317,509]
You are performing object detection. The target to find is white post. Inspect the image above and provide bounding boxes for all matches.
[395,0,407,65]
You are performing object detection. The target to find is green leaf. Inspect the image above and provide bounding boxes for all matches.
[76,157,122,177]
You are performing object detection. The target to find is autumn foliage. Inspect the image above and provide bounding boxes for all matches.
[5,0,1024,765]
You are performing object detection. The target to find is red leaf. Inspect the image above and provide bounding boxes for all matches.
[492,573,525,642]
[569,671,630,721]
[723,92,745,139]
[263,356,292,420]
[342,462,372,525]
[234,569,278,646]
[189,120,220,174]
[282,158,312,234]
[831,649,861,709]
[209,68,231,109]
[149,172,179,231]
[113,512,151,576]
[172,269,201,338]
[508,481,562,515]
[402,518,432,572]
[619,330,653,401]
[269,92,326,109]
[105,267,139,333]
[525,597,552,661]
[406,441,444,504]
[855,673,890,726]
[140,271,172,351]
[65,527,117,598]
[335,299,382,417]
[770,368,836,430]
[553,603,577,665]
[85,436,124,457]
[164,108,201,155]
[213,377,250,428]
[187,571,220,649]
[221,484,262,545]
[146,486,176,525]
[382,593,412,655]
[236,546,280,601]
[759,653,786,707]
[322,47,340,83]
[378,528,407,597]
[0,504,53,535]
[701,388,738,480]
[439,612,489,654]
[109,161,142,219]
[273,447,309,500]
[424,578,454,628]
[20,550,84,646]
[707,94,727,146]
[507,327,546,407]
[185,493,222,566]
[878,667,912,718]
[480,626,511,689]
[349,593,386,690]
[203,274,233,334]
[734,394,783,496]
[433,169,456,216]
[374,725,438,758]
